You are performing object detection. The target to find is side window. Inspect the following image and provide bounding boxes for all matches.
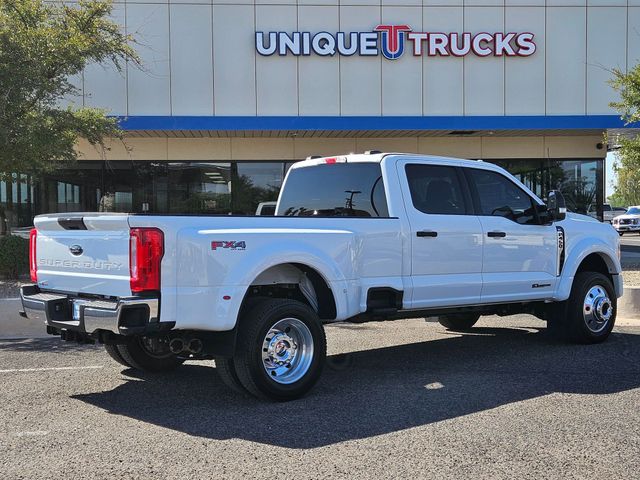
[467,168,538,224]
[405,164,467,215]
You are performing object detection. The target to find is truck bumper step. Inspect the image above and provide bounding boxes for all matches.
[20,284,172,337]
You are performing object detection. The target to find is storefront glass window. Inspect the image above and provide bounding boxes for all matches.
[0,157,606,229]
[233,162,284,215]
[166,162,231,214]
[489,158,603,217]
[12,173,18,203]
[20,175,29,204]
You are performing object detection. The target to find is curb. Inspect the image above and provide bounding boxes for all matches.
[618,286,640,325]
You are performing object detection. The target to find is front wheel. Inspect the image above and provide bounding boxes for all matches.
[551,272,616,344]
[116,337,185,372]
[232,299,326,401]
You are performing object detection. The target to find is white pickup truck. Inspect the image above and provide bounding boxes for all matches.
[20,153,623,401]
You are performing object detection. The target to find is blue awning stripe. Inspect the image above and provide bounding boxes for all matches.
[115,115,632,131]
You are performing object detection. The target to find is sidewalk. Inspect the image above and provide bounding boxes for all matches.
[0,278,23,299]
[0,298,47,339]
[0,279,46,338]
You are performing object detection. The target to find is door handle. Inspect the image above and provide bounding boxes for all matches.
[417,230,438,237]
[487,231,506,238]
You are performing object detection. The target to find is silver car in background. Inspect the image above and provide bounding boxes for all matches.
[588,203,619,223]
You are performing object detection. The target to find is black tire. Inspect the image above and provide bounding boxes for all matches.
[550,271,616,344]
[104,344,132,367]
[116,337,185,372]
[438,313,481,331]
[214,357,249,395]
[233,298,326,401]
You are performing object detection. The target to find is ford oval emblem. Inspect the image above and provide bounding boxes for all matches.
[69,245,84,256]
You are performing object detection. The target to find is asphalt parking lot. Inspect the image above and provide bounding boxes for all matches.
[1,316,639,479]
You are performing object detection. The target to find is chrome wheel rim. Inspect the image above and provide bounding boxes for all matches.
[583,285,613,334]
[262,318,314,385]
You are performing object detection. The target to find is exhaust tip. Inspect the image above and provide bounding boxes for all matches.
[188,338,203,354]
[169,338,185,355]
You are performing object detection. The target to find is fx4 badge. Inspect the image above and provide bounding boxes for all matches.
[211,241,246,251]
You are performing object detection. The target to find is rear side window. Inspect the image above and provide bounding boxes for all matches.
[405,164,468,215]
[277,163,389,217]
[466,168,538,224]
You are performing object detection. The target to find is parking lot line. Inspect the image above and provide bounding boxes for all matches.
[0,366,103,374]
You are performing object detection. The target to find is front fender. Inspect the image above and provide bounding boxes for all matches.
[555,237,622,301]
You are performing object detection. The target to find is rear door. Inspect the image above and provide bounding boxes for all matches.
[397,161,483,309]
[463,167,558,303]
[34,214,132,297]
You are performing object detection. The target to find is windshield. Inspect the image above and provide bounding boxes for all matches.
[626,207,640,215]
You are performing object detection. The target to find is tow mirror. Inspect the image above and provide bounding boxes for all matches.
[546,190,567,222]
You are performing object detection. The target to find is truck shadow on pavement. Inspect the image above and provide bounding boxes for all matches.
[72,326,640,449]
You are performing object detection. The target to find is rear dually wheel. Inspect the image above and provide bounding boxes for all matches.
[232,298,326,401]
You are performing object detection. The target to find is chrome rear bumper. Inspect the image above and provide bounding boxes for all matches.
[20,285,163,336]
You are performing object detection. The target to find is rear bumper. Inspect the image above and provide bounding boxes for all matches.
[20,285,173,336]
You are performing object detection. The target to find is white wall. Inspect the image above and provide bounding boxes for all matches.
[71,0,632,117]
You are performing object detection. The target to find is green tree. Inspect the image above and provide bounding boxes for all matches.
[0,0,138,233]
[610,65,640,206]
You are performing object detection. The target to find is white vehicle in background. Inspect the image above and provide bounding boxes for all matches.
[255,201,277,216]
[612,206,640,235]
[20,153,623,401]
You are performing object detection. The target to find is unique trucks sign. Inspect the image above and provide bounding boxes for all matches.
[256,25,536,60]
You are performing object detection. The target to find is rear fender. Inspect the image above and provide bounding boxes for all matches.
[231,245,353,320]
[176,243,353,331]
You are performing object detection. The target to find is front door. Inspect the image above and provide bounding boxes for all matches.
[398,161,484,309]
[463,167,558,303]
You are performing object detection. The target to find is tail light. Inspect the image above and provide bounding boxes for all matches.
[129,228,164,293]
[29,228,37,282]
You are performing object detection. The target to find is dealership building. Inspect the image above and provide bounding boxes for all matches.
[2,0,639,227]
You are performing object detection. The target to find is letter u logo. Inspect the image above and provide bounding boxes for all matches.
[374,25,412,60]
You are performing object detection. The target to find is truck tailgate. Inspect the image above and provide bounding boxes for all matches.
[34,214,132,297]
